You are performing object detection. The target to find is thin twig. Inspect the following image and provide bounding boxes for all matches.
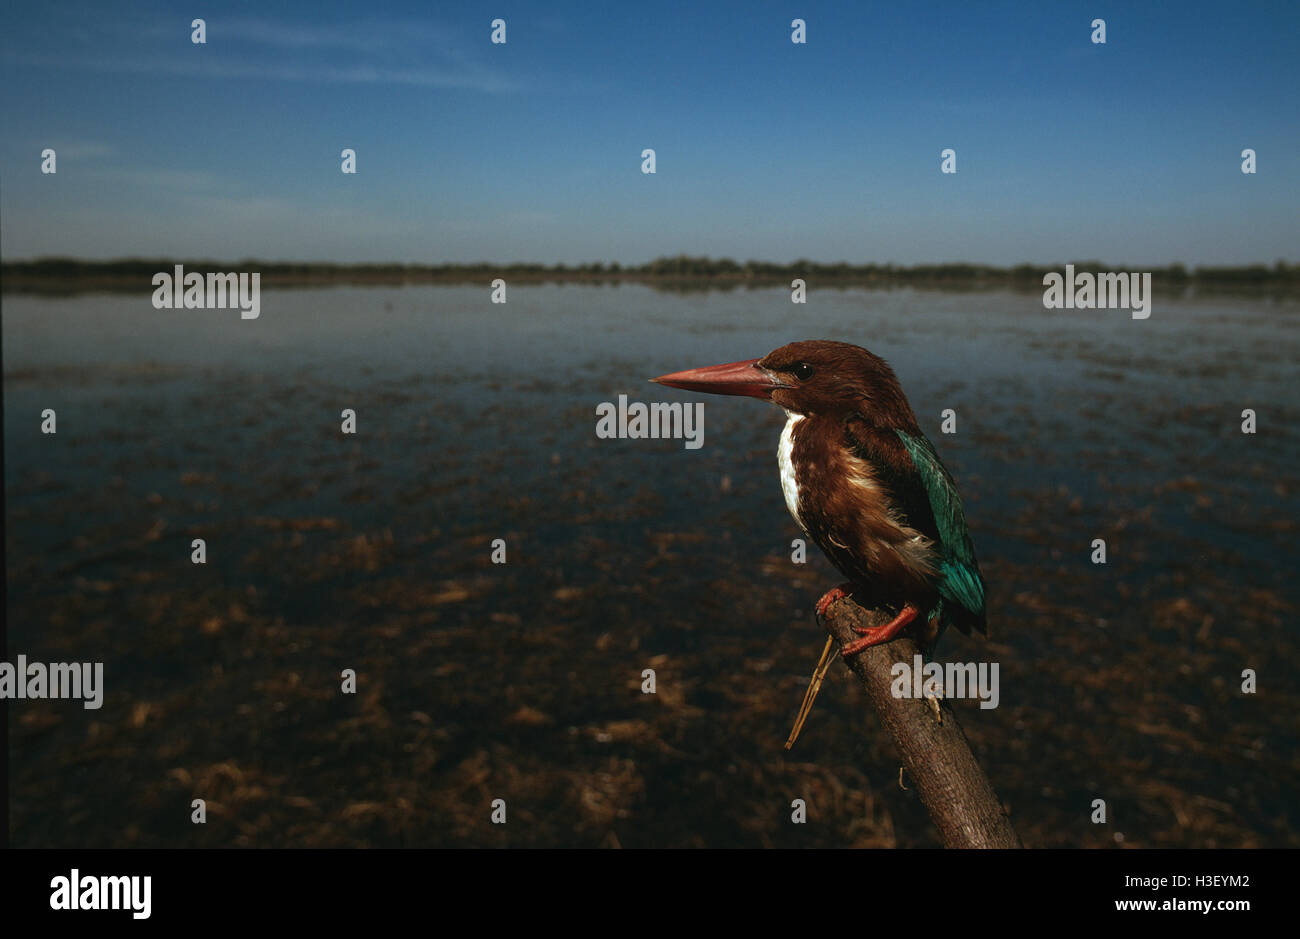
[785,635,837,749]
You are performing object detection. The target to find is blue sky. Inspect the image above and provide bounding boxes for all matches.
[1,0,1296,265]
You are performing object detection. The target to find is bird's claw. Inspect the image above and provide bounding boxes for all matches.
[815,584,854,619]
[838,604,920,658]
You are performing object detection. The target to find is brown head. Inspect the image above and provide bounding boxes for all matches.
[652,339,919,428]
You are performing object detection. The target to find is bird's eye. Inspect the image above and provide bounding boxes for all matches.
[792,362,814,381]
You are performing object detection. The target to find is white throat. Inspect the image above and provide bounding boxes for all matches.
[777,411,806,532]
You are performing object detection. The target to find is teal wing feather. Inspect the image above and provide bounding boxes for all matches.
[894,429,986,631]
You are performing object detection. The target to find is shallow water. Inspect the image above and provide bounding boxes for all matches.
[6,284,1298,847]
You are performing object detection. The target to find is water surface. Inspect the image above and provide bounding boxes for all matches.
[6,284,1298,847]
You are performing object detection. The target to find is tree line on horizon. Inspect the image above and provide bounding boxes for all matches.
[3,255,1297,290]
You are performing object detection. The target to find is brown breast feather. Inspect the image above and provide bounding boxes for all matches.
[792,414,937,596]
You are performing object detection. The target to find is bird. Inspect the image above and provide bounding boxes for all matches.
[651,339,986,658]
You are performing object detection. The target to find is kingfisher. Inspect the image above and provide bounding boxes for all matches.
[651,339,986,657]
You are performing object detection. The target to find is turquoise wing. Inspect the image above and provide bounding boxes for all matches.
[895,429,986,626]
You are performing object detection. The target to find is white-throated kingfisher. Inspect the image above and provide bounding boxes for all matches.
[652,340,987,657]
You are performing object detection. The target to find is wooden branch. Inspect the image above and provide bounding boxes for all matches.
[822,597,1022,849]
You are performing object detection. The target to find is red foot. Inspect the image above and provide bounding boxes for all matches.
[815,583,854,618]
[840,604,919,658]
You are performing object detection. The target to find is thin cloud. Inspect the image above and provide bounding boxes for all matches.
[127,16,465,54]
[36,141,115,160]
[4,14,517,94]
[4,51,519,93]
[84,166,228,192]
[214,18,464,54]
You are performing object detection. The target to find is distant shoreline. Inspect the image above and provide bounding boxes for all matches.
[4,256,1298,296]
